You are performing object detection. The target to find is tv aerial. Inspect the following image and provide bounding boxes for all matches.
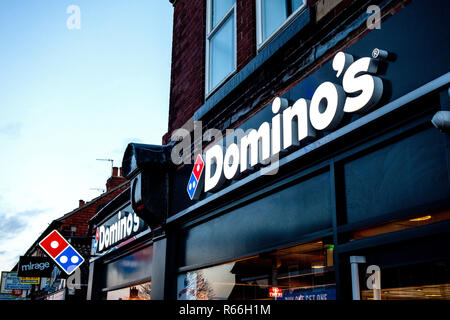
[96,158,114,170]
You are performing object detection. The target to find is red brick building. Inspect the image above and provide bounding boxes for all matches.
[155,0,450,301]
[164,0,381,143]
[88,0,450,301]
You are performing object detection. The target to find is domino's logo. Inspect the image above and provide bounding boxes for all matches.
[93,228,99,252]
[187,154,204,200]
[39,230,84,275]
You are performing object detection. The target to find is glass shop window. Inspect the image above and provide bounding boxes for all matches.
[106,281,151,300]
[177,239,336,300]
[256,0,306,48]
[350,209,450,241]
[206,0,237,94]
[360,260,450,300]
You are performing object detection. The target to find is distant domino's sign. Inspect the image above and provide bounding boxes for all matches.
[187,51,384,199]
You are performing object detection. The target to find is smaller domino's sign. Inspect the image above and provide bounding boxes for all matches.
[93,204,148,254]
[39,230,84,275]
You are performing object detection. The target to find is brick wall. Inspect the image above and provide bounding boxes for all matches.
[237,0,256,71]
[165,0,258,144]
[167,0,206,139]
[164,0,406,146]
[59,182,130,237]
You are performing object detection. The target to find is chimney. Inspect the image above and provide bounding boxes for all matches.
[79,199,85,207]
[106,167,127,192]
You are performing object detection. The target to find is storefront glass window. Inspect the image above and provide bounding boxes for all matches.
[104,245,153,289]
[257,0,306,47]
[106,281,151,300]
[351,210,450,241]
[177,239,335,300]
[360,260,450,300]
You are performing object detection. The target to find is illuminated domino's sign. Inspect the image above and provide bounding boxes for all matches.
[94,204,147,253]
[188,51,384,199]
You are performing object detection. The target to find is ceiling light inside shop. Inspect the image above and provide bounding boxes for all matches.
[409,215,432,222]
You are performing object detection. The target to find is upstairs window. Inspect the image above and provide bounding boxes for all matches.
[206,0,237,95]
[256,0,306,49]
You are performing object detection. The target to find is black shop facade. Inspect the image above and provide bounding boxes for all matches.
[86,188,154,300]
[88,0,450,300]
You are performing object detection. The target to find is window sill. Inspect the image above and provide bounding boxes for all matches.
[195,7,311,121]
[256,3,308,52]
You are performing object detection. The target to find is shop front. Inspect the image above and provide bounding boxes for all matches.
[118,0,450,300]
[86,188,154,300]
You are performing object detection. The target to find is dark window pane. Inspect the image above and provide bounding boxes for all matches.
[343,127,448,223]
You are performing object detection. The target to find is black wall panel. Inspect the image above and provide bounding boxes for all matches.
[181,171,332,268]
[344,127,448,223]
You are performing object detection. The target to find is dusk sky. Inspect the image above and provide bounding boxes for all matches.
[0,1,173,271]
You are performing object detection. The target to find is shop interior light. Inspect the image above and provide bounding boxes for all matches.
[425,294,442,297]
[409,215,432,222]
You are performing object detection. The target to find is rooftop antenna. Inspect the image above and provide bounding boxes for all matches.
[90,188,105,193]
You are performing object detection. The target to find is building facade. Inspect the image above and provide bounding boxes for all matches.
[86,187,153,300]
[89,0,450,300]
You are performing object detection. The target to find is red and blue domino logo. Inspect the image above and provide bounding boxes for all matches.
[187,154,204,200]
[39,230,84,275]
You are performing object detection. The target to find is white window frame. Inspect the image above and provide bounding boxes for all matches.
[205,0,237,97]
[256,0,307,51]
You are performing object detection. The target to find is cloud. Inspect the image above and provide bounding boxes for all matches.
[0,215,28,240]
[0,122,22,138]
[0,209,46,240]
[17,209,47,218]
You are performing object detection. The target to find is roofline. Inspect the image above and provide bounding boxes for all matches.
[11,180,130,269]
[88,187,131,226]
[55,180,130,222]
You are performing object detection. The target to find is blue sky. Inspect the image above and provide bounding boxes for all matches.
[0,1,173,271]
